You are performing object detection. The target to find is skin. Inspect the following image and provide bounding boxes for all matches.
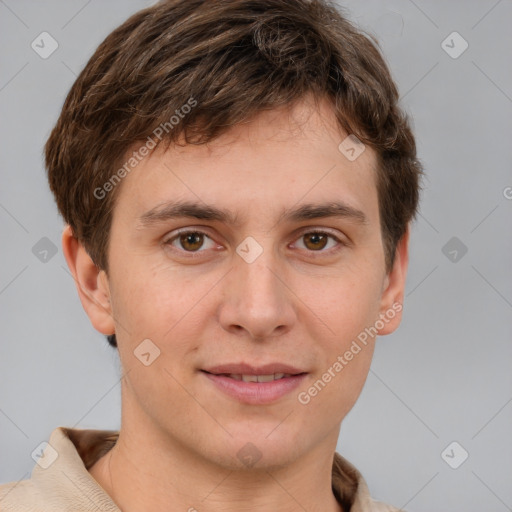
[63,93,409,512]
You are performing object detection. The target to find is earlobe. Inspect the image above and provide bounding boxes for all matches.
[376,225,410,336]
[61,225,116,335]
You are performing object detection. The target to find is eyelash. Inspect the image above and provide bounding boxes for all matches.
[163,228,346,259]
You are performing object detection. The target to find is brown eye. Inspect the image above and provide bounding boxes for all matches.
[179,232,204,251]
[165,230,216,254]
[294,230,343,254]
[303,232,329,251]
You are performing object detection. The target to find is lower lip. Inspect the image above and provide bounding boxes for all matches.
[201,371,308,405]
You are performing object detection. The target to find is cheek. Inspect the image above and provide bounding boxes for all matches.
[110,265,207,414]
[109,258,182,328]
[109,259,218,360]
[298,346,374,429]
[298,277,379,416]
[300,270,380,402]
[314,267,383,344]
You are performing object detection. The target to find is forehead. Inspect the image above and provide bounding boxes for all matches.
[112,95,380,229]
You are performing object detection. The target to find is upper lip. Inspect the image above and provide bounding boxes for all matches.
[202,363,307,375]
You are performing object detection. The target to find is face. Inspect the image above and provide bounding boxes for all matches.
[69,94,408,470]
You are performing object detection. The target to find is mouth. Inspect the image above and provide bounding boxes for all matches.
[203,372,299,382]
[200,364,308,404]
[202,362,306,376]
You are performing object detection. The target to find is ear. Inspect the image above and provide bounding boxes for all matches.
[376,224,410,336]
[61,225,115,336]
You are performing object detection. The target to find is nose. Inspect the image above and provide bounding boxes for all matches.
[217,246,296,341]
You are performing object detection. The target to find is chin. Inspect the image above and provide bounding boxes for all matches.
[206,429,306,471]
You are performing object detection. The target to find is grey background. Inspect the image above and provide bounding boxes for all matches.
[1,0,511,510]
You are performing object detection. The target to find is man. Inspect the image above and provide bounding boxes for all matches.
[0,0,422,510]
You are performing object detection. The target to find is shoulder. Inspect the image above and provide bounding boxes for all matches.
[364,499,404,511]
[0,475,41,512]
[0,426,120,512]
[332,451,405,512]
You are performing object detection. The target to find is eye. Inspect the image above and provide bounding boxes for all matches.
[293,230,344,253]
[164,230,217,253]
[163,228,345,259]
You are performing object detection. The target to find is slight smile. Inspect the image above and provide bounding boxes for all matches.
[201,363,309,405]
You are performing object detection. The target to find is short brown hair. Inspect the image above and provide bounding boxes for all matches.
[45,0,423,348]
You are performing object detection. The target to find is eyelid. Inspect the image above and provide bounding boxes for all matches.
[293,226,344,241]
[163,226,215,243]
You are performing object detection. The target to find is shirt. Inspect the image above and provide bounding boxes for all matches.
[0,426,402,511]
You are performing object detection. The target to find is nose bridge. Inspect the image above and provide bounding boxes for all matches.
[241,254,281,305]
[219,240,295,338]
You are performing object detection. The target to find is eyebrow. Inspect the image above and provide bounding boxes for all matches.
[137,200,368,228]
